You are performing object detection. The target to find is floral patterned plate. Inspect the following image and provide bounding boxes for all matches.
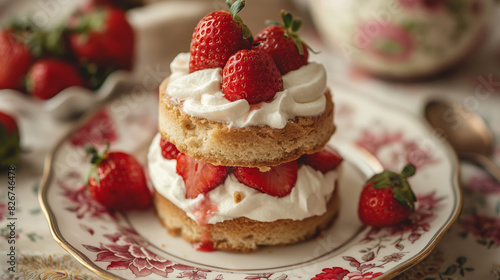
[39,82,462,280]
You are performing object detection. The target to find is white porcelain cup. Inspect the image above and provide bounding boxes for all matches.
[310,0,497,79]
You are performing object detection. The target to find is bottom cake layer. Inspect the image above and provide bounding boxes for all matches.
[153,186,340,253]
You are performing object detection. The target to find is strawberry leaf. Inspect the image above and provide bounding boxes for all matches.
[291,19,302,33]
[401,163,416,178]
[367,163,417,212]
[281,10,293,29]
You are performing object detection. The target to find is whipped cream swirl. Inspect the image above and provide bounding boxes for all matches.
[148,134,340,224]
[165,53,328,129]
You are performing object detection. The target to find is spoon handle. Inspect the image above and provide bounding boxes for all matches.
[462,153,500,183]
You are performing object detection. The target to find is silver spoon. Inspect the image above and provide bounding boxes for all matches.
[425,100,500,182]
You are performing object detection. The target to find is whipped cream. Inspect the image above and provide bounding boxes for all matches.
[165,53,328,129]
[148,134,341,224]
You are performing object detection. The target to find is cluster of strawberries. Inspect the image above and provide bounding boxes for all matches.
[161,0,345,201]
[0,0,134,100]
[189,0,309,104]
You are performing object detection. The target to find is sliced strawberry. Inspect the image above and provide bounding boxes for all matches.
[176,153,229,199]
[160,137,180,160]
[301,146,343,173]
[189,0,252,73]
[222,49,283,104]
[233,161,298,197]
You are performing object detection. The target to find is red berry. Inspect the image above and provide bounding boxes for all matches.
[254,12,309,75]
[0,111,21,169]
[233,161,298,197]
[301,146,343,173]
[160,138,180,160]
[26,59,84,100]
[176,153,229,199]
[67,7,135,70]
[222,49,283,104]
[87,148,152,210]
[0,112,19,136]
[189,1,252,73]
[0,29,32,90]
[358,164,417,227]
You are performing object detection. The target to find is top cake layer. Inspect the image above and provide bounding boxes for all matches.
[158,53,335,168]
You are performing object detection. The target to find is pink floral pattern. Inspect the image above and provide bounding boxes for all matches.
[84,230,215,278]
[466,175,500,194]
[355,129,439,171]
[356,22,414,62]
[59,174,111,220]
[70,109,117,147]
[312,267,382,280]
[460,214,500,248]
[314,192,444,280]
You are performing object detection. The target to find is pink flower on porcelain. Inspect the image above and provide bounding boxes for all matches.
[460,214,500,247]
[312,267,350,280]
[355,130,438,171]
[356,22,414,62]
[59,179,111,220]
[382,253,405,263]
[175,264,211,280]
[466,175,500,194]
[70,110,117,147]
[342,271,383,280]
[84,233,174,277]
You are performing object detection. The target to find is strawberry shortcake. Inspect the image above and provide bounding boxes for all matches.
[148,1,343,252]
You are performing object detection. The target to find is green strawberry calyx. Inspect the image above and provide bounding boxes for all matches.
[266,10,316,55]
[0,124,21,169]
[85,143,110,185]
[226,0,253,42]
[367,163,417,212]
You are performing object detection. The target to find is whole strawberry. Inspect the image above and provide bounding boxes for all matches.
[176,153,229,199]
[222,49,283,104]
[189,0,252,73]
[67,6,135,71]
[358,164,417,227]
[0,29,32,90]
[26,59,85,100]
[254,11,309,75]
[0,112,21,169]
[86,145,151,210]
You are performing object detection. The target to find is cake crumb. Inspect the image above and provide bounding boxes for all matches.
[258,166,271,172]
[233,191,244,203]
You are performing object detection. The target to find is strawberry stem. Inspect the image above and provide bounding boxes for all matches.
[267,10,317,56]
